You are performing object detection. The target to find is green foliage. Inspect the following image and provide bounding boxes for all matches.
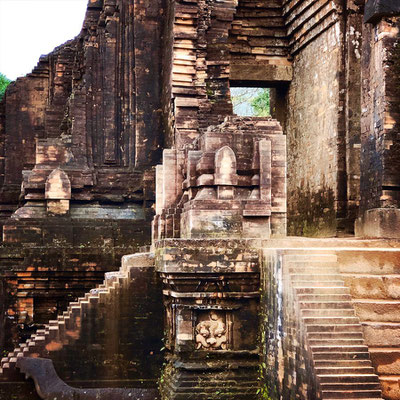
[231,87,270,116]
[0,73,11,102]
[257,361,273,399]
[251,89,270,117]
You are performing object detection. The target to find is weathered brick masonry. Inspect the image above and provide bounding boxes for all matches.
[356,12,400,237]
[0,0,165,352]
[0,0,400,399]
[287,0,365,236]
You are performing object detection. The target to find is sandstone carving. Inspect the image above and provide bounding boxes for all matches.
[195,312,227,350]
[0,0,400,399]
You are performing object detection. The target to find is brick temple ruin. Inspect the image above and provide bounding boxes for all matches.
[1,0,400,399]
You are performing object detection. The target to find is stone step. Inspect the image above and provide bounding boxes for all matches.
[289,264,339,273]
[302,309,355,317]
[321,390,383,399]
[0,261,137,378]
[309,339,365,346]
[311,345,369,353]
[299,301,353,310]
[318,374,380,384]
[307,324,363,333]
[315,360,374,368]
[291,274,343,281]
[320,382,381,391]
[303,317,361,325]
[284,254,337,262]
[308,332,364,340]
[315,366,375,375]
[292,281,345,287]
[296,287,350,295]
[298,294,352,302]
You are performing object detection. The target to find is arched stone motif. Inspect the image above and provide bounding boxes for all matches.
[45,169,71,216]
[45,168,71,200]
[214,146,238,186]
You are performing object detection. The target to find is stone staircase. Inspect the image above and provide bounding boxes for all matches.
[284,252,383,399]
[337,249,400,399]
[0,252,154,380]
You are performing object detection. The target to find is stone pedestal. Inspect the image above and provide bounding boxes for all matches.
[152,117,287,399]
[152,117,287,242]
[155,239,260,399]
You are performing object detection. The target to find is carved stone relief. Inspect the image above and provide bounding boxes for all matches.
[195,311,228,350]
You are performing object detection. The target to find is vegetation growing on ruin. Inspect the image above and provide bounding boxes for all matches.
[0,73,11,101]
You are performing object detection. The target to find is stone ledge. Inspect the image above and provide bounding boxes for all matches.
[364,0,400,24]
[230,64,293,83]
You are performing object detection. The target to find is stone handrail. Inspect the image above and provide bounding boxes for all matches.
[17,357,158,400]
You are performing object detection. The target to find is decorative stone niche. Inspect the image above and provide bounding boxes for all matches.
[45,168,71,216]
[195,310,231,351]
[156,239,261,399]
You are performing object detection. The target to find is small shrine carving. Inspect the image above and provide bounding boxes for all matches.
[195,311,227,350]
[152,117,287,241]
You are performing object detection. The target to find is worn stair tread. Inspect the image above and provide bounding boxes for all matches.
[289,266,339,273]
[291,274,343,280]
[298,295,352,301]
[318,374,379,378]
[309,339,365,346]
[295,287,349,292]
[315,367,375,374]
[307,324,363,332]
[322,392,383,399]
[302,309,356,316]
[353,299,400,304]
[308,332,363,338]
[311,345,369,353]
[292,281,345,287]
[299,301,353,309]
[303,317,360,323]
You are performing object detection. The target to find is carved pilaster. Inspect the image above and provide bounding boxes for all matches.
[155,239,260,400]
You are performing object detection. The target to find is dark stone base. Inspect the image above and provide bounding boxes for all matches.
[364,0,400,24]
[160,360,260,400]
[355,208,400,239]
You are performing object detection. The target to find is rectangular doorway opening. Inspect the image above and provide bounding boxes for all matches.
[231,87,270,117]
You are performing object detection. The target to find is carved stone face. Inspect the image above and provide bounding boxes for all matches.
[195,311,227,350]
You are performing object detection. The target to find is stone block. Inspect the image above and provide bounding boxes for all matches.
[379,375,400,400]
[370,348,400,375]
[42,224,73,246]
[363,322,400,347]
[46,200,70,216]
[337,250,400,275]
[230,63,293,83]
[343,274,400,299]
[181,208,242,238]
[45,169,71,200]
[364,0,400,24]
[72,225,114,248]
[353,300,400,322]
[121,253,155,271]
[355,208,400,239]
